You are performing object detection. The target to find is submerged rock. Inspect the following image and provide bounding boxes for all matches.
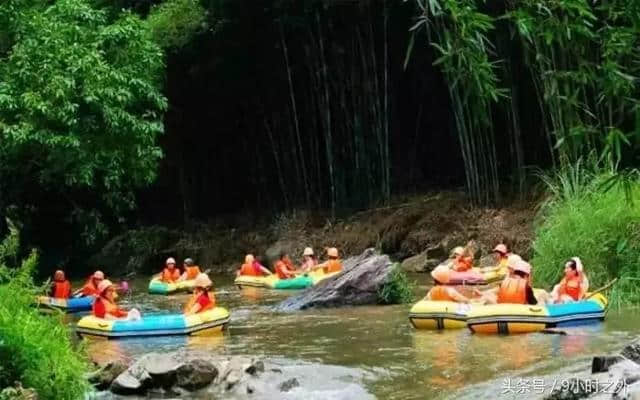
[279,378,300,392]
[275,248,395,311]
[592,355,624,373]
[622,341,640,365]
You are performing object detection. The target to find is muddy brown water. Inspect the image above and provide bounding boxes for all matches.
[69,273,640,399]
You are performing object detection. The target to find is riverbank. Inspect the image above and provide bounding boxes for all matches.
[90,191,537,277]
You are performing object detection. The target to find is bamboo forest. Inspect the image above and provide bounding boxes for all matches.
[1,1,640,399]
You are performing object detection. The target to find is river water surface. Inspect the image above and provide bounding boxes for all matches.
[74,274,640,399]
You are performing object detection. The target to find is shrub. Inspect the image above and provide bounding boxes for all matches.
[0,224,89,400]
[378,263,415,304]
[532,163,640,307]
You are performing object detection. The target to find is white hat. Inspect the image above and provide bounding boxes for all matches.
[166,257,176,265]
[303,247,314,256]
[194,273,212,288]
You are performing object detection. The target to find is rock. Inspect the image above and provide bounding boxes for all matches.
[0,383,38,400]
[110,354,163,394]
[544,378,598,400]
[592,355,624,373]
[111,370,148,395]
[275,248,395,311]
[278,378,300,392]
[87,360,129,390]
[271,368,283,373]
[245,360,265,376]
[400,251,441,273]
[176,359,218,391]
[622,342,640,365]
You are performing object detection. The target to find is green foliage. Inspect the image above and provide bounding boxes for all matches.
[378,263,415,304]
[532,164,640,307]
[411,0,640,203]
[0,0,167,244]
[510,0,640,166]
[412,0,504,204]
[0,227,89,399]
[147,0,207,50]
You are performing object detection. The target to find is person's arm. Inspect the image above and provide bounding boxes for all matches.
[259,266,272,275]
[186,303,202,316]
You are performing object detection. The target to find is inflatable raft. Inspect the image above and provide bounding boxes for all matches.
[447,267,506,285]
[466,294,608,334]
[36,295,94,313]
[76,307,230,338]
[234,269,340,290]
[409,300,471,330]
[148,278,196,295]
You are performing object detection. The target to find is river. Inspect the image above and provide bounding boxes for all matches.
[73,273,640,399]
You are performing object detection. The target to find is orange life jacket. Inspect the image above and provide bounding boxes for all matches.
[92,297,128,318]
[454,257,473,272]
[323,259,342,274]
[183,291,216,313]
[497,277,528,304]
[559,276,582,301]
[52,280,71,299]
[161,268,181,283]
[275,260,294,279]
[184,265,201,280]
[429,285,456,302]
[81,279,100,296]
[240,263,259,276]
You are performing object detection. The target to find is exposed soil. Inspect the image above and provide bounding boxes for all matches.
[90,191,538,277]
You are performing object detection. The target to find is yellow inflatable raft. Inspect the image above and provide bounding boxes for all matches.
[234,269,340,290]
[408,300,471,330]
[76,307,230,338]
[466,294,608,334]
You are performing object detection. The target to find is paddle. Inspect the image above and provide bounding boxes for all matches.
[584,278,618,299]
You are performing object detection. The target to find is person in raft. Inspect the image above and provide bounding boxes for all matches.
[93,280,140,320]
[476,260,537,305]
[237,254,271,276]
[158,257,181,283]
[425,265,470,303]
[184,273,216,315]
[550,257,589,303]
[452,247,474,272]
[50,269,71,299]
[492,244,510,271]
[313,247,342,274]
[299,247,318,273]
[179,258,201,281]
[275,251,297,279]
[78,270,105,297]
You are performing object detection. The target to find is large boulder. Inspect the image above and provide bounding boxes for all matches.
[175,359,218,390]
[400,249,442,273]
[275,248,395,311]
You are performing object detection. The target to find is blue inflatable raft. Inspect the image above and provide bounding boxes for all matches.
[75,307,230,338]
[37,295,94,313]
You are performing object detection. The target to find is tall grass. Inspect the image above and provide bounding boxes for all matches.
[0,223,89,399]
[532,163,640,308]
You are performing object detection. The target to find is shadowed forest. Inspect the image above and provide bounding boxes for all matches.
[1,0,639,274]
